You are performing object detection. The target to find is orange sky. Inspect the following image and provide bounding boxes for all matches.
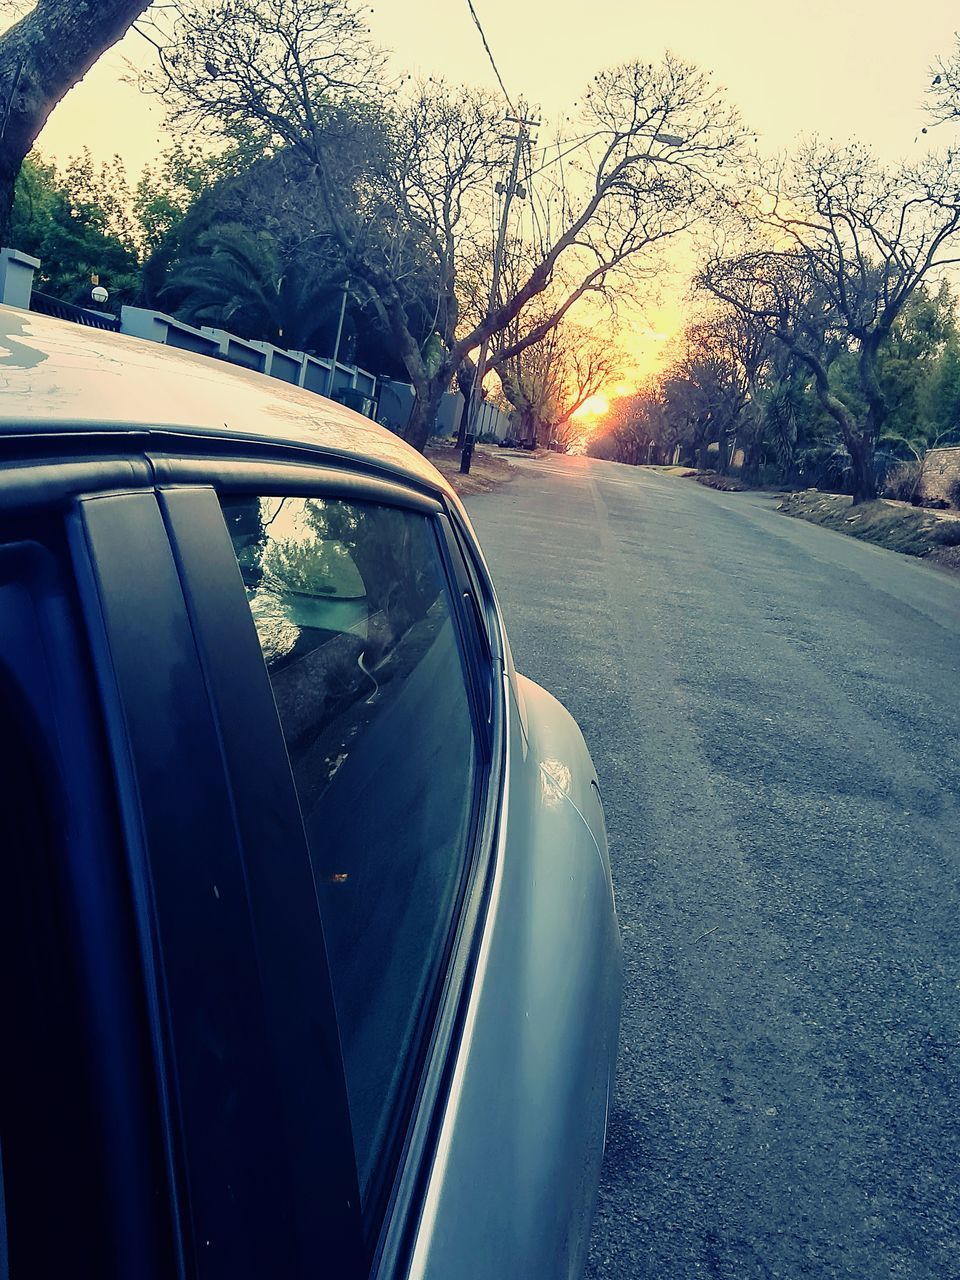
[20,1,960,391]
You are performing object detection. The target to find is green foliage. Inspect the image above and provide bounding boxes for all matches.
[9,140,262,312]
[134,139,262,256]
[145,144,438,375]
[814,283,959,471]
[877,282,956,445]
[420,332,444,379]
[10,152,141,306]
[755,365,834,483]
[926,335,960,441]
[691,278,960,491]
[160,222,340,350]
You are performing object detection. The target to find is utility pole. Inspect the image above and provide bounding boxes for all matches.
[325,278,350,399]
[460,109,539,471]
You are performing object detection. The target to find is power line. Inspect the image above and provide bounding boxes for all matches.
[526,129,605,180]
[465,0,515,111]
[521,134,548,259]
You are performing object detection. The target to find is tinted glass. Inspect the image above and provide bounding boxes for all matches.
[220,495,478,1202]
[0,535,123,1275]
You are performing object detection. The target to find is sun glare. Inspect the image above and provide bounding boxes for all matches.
[574,394,610,419]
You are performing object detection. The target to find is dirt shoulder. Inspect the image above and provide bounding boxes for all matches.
[777,489,960,572]
[694,472,748,492]
[424,442,521,496]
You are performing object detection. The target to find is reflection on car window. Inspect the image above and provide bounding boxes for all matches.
[220,494,477,1206]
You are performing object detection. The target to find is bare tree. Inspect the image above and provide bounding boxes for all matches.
[547,335,621,452]
[702,143,960,501]
[588,386,668,465]
[146,3,745,448]
[0,0,153,239]
[495,312,620,448]
[929,38,960,126]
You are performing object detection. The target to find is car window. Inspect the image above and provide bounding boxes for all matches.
[0,531,147,1276]
[0,665,100,1278]
[220,493,480,1208]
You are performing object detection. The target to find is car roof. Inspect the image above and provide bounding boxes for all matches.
[0,305,451,497]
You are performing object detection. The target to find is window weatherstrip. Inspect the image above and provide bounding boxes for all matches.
[149,454,443,515]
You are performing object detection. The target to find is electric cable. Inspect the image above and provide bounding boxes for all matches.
[465,0,515,111]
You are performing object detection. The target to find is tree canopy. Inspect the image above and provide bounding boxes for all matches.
[10,151,140,305]
[0,0,153,239]
[139,0,745,447]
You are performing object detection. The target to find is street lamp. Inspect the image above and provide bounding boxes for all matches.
[91,284,109,306]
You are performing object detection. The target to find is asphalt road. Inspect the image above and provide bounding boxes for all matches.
[464,455,960,1280]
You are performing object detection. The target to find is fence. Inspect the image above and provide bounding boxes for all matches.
[0,246,381,421]
[923,445,960,504]
[30,289,121,331]
[0,244,514,438]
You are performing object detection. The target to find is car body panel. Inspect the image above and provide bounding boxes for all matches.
[0,306,448,497]
[408,677,621,1280]
[0,309,622,1278]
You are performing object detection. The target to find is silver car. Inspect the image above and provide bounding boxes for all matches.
[0,305,621,1279]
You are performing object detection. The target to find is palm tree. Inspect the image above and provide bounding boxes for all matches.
[162,223,339,351]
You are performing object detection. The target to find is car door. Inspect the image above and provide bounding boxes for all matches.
[72,484,366,1278]
[151,464,504,1275]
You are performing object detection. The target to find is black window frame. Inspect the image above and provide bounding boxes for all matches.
[148,453,506,1271]
[72,484,366,1279]
[0,508,178,1280]
[215,485,489,1228]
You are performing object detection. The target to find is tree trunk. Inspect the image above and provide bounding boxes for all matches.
[402,377,447,453]
[519,407,537,448]
[718,428,731,475]
[851,339,884,504]
[741,439,761,486]
[454,359,476,447]
[0,0,152,242]
[848,431,878,504]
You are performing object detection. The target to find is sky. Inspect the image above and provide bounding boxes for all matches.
[28,0,960,394]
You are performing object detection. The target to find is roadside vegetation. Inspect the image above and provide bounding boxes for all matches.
[1,0,744,452]
[587,39,960,507]
[3,3,960,481]
[778,489,960,570]
[587,269,960,507]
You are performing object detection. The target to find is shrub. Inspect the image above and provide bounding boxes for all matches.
[949,476,960,510]
[883,460,921,502]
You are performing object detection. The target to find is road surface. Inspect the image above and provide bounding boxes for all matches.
[464,455,960,1280]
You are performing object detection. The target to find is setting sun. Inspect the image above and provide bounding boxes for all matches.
[573,394,610,419]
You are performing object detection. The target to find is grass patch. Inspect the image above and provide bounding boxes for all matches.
[778,490,960,560]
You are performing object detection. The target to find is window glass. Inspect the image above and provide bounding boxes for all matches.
[0,537,117,1276]
[220,494,478,1203]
